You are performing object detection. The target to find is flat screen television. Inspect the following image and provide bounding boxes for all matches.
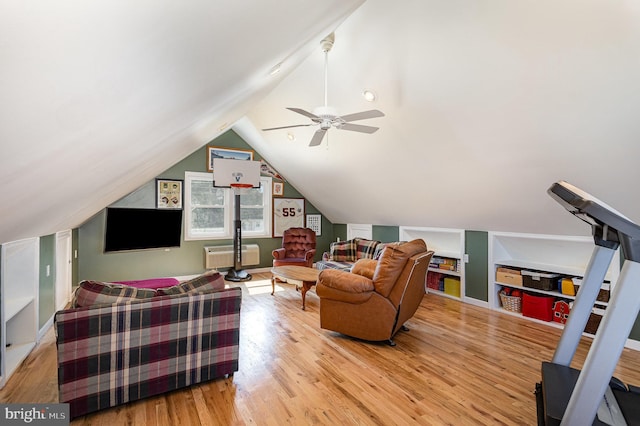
[104,207,183,252]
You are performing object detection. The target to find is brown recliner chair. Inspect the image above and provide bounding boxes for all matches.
[272,227,317,268]
[316,239,433,346]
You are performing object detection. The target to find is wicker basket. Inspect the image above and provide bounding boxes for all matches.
[499,291,522,313]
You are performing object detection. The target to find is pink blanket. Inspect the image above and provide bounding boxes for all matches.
[114,277,179,289]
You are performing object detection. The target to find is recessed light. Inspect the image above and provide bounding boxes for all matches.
[362,89,377,102]
[287,132,296,141]
[269,63,282,76]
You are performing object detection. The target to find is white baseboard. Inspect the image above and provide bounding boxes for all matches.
[625,338,640,351]
[38,315,54,342]
[463,297,490,309]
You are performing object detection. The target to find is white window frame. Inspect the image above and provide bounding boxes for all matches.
[184,171,272,240]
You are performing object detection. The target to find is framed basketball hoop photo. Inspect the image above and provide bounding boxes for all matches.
[273,198,305,237]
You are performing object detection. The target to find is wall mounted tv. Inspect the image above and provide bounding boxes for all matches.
[104,207,183,252]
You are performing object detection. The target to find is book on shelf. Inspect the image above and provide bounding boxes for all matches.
[437,264,456,271]
[430,256,458,271]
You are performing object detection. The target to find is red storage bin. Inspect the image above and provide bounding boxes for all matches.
[522,292,554,322]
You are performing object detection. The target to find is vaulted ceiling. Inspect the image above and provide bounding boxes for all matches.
[3,0,640,245]
[0,0,364,244]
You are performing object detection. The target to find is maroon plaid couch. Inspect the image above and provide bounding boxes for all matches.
[55,286,242,419]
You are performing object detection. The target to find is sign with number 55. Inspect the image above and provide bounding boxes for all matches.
[273,198,305,237]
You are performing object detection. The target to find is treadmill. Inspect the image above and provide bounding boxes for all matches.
[537,181,640,425]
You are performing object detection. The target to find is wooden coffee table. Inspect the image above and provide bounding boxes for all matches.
[271,265,320,310]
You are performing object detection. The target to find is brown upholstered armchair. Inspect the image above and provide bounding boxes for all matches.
[316,239,433,346]
[272,227,317,268]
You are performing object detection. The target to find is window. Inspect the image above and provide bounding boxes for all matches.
[185,172,272,240]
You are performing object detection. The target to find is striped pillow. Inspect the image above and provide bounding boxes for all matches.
[329,239,356,262]
[156,271,224,296]
[73,281,157,308]
[355,238,380,260]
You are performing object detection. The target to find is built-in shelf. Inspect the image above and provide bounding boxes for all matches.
[430,250,461,259]
[1,238,39,389]
[5,297,35,322]
[4,343,36,379]
[493,260,589,278]
[496,280,608,307]
[428,267,461,277]
[490,232,618,282]
[489,231,619,338]
[399,226,465,300]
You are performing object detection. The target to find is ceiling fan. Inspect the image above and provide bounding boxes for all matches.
[262,33,385,147]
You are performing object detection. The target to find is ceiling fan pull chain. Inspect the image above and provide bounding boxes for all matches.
[324,49,329,108]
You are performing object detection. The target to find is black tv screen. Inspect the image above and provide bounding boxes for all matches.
[104,208,183,252]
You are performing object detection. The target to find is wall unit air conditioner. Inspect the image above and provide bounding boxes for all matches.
[204,244,260,269]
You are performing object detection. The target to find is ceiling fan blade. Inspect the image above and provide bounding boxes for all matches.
[337,123,380,134]
[287,107,320,120]
[340,109,385,122]
[309,129,327,146]
[262,123,314,131]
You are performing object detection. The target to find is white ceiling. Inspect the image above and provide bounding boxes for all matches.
[243,0,640,237]
[3,0,640,245]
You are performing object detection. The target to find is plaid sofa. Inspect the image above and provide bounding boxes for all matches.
[55,286,242,419]
[315,238,401,271]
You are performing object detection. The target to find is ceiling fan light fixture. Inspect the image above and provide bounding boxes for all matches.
[262,33,385,147]
[312,105,338,118]
[363,89,377,102]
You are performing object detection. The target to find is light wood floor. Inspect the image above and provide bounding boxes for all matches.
[3,272,640,425]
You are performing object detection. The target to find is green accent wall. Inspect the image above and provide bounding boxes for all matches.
[332,224,347,242]
[38,234,55,329]
[78,130,335,282]
[373,225,399,242]
[630,315,640,341]
[465,230,488,301]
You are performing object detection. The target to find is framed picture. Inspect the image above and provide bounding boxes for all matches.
[273,181,284,196]
[273,198,305,237]
[306,214,322,236]
[207,146,253,172]
[156,179,183,209]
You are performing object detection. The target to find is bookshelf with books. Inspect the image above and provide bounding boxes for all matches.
[430,256,461,273]
[399,226,465,300]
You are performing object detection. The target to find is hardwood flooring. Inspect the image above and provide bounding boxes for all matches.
[2,272,640,425]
